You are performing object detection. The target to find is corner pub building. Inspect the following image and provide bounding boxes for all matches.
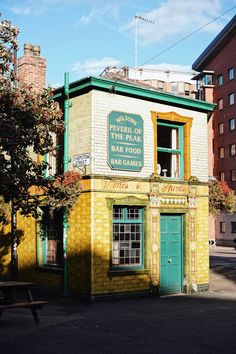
[2,76,215,300]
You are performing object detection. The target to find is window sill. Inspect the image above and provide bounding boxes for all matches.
[108,268,149,277]
[36,266,63,273]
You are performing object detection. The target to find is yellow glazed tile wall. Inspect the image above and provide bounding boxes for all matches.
[92,191,150,297]
[68,93,92,174]
[17,214,62,287]
[67,185,91,296]
[0,223,11,277]
[195,192,209,285]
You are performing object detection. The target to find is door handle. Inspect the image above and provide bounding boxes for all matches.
[168,259,172,263]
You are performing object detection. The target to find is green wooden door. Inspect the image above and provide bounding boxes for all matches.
[160,214,183,295]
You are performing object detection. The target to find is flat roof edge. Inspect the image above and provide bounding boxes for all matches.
[53,76,215,113]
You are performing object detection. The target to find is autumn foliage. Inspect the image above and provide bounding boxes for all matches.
[0,16,82,223]
[209,180,235,216]
[46,171,82,210]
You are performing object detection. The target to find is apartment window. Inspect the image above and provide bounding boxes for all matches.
[112,206,144,269]
[37,207,63,267]
[219,147,225,159]
[220,222,226,233]
[229,118,235,131]
[230,144,236,156]
[219,172,225,182]
[218,122,224,135]
[218,98,223,110]
[217,74,223,86]
[157,122,183,179]
[203,73,213,86]
[231,222,236,233]
[231,169,236,181]
[229,93,235,105]
[228,67,235,80]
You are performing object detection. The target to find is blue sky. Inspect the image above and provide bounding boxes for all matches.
[1,0,236,86]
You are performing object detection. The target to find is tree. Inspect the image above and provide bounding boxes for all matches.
[209,180,235,216]
[0,17,82,278]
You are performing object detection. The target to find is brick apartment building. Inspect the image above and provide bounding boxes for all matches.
[192,14,236,246]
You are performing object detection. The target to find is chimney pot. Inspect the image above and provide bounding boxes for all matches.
[24,43,32,56]
[33,45,40,56]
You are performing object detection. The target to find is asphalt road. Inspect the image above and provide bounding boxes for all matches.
[0,246,236,354]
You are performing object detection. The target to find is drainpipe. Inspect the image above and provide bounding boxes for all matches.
[63,72,70,297]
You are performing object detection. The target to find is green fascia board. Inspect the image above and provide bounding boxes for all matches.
[53,76,216,113]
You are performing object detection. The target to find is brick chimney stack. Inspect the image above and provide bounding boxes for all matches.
[17,43,46,91]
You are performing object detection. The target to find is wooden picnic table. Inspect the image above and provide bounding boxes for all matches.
[0,281,48,324]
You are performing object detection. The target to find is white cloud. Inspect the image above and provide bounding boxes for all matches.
[125,0,229,46]
[70,57,122,77]
[10,6,32,15]
[8,0,78,16]
[79,3,120,26]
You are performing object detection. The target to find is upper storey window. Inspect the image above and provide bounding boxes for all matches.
[218,98,223,110]
[229,118,235,131]
[218,122,224,135]
[202,73,213,86]
[152,112,192,181]
[157,122,184,179]
[229,93,235,106]
[217,74,223,86]
[228,67,235,81]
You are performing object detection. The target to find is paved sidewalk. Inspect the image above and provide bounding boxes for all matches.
[0,246,235,353]
[209,245,236,296]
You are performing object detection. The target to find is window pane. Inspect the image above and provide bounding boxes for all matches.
[218,98,223,110]
[229,93,235,105]
[158,151,180,178]
[203,74,213,85]
[112,207,143,268]
[231,222,236,233]
[229,118,235,131]
[219,172,225,182]
[220,222,225,233]
[41,208,63,266]
[231,170,236,181]
[113,206,124,220]
[217,74,223,86]
[157,125,179,149]
[219,147,224,159]
[218,123,223,135]
[228,67,235,80]
[230,144,236,156]
[127,207,141,220]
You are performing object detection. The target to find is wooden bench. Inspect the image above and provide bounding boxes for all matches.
[0,300,48,324]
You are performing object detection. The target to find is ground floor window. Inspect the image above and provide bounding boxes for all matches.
[231,222,236,233]
[220,221,226,233]
[37,207,63,267]
[112,206,144,269]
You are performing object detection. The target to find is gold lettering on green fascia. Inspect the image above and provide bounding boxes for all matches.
[108,111,144,171]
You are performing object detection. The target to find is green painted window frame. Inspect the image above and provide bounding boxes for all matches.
[157,121,184,180]
[36,206,63,268]
[112,206,144,270]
